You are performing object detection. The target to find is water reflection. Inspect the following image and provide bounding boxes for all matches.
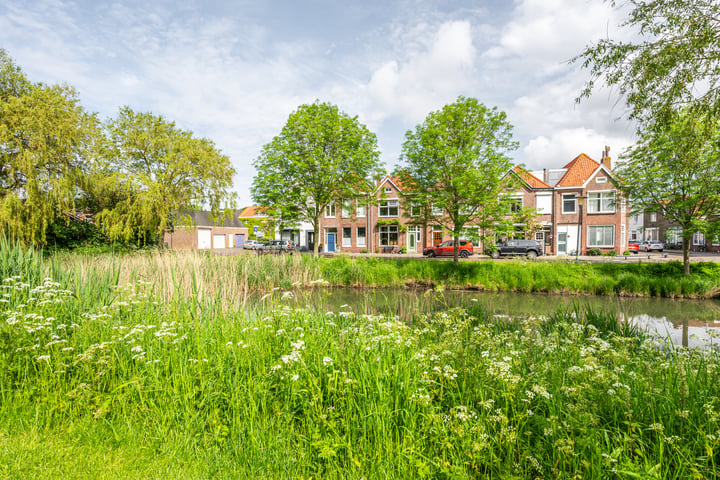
[263,288,720,348]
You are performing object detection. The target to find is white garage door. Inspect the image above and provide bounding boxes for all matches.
[213,234,226,249]
[198,229,212,249]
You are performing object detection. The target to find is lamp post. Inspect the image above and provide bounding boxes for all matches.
[576,196,586,263]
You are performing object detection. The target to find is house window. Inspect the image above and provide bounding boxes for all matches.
[379,200,399,217]
[342,227,352,247]
[645,227,659,241]
[357,227,366,247]
[460,227,480,246]
[562,194,576,214]
[588,225,615,247]
[712,234,720,247]
[693,232,706,246]
[630,230,639,241]
[356,203,366,218]
[508,195,523,214]
[411,203,422,217]
[587,191,616,214]
[379,225,398,246]
[431,204,443,216]
[650,212,657,222]
[596,176,607,183]
[325,203,336,218]
[385,187,393,194]
[667,227,683,246]
[342,201,351,218]
[536,193,552,214]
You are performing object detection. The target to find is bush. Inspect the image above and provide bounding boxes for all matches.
[360,248,369,254]
[587,248,603,256]
[623,250,632,255]
[604,250,618,257]
[399,246,407,254]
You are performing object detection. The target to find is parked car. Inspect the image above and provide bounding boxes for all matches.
[490,239,544,259]
[260,240,296,253]
[627,242,639,253]
[243,239,264,250]
[639,240,664,252]
[423,240,474,258]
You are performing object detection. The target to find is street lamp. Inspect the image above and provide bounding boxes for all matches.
[576,196,586,263]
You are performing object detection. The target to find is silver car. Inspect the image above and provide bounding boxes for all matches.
[243,239,264,250]
[639,240,664,252]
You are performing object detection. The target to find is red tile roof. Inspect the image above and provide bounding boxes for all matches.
[556,153,601,187]
[512,166,551,189]
[239,206,271,217]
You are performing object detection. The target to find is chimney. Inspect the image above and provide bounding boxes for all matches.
[601,145,611,170]
[543,168,548,184]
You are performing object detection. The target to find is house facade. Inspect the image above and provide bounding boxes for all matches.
[638,212,720,252]
[163,210,248,250]
[315,149,630,255]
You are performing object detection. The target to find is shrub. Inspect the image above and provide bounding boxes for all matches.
[587,248,603,256]
[623,250,632,255]
[360,248,369,254]
[399,246,407,254]
[604,250,618,257]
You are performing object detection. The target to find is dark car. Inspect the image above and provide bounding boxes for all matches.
[423,240,474,258]
[490,239,543,259]
[259,240,296,253]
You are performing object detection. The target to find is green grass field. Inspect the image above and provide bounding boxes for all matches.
[1,244,719,478]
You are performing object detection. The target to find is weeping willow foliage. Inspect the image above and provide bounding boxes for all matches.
[0,48,97,246]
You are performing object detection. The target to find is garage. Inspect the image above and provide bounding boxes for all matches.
[198,229,212,249]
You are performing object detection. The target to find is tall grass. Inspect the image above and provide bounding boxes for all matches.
[1,248,720,478]
[42,250,720,300]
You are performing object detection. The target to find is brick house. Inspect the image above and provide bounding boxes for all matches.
[640,211,720,252]
[531,149,629,255]
[316,149,630,256]
[163,210,248,249]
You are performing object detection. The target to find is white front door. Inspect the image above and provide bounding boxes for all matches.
[557,225,579,255]
[198,229,212,249]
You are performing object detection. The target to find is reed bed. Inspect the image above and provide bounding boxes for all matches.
[1,245,720,478]
[42,249,720,302]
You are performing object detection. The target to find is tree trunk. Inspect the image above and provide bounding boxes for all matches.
[453,233,459,264]
[683,235,690,275]
[313,214,321,255]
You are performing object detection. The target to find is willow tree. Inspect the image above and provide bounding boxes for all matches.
[96,107,236,245]
[575,0,720,126]
[251,101,380,254]
[397,96,518,263]
[0,48,97,246]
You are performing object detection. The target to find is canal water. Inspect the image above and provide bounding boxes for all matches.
[263,288,720,349]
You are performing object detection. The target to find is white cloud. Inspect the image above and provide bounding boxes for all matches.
[523,127,633,170]
[365,20,476,123]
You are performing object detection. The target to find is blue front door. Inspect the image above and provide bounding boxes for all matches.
[327,234,336,252]
[235,234,245,248]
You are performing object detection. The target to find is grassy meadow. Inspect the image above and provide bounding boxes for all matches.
[1,244,720,478]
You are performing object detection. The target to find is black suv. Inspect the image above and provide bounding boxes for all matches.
[490,239,544,259]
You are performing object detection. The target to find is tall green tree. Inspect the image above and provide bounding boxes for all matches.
[251,101,381,254]
[397,96,519,263]
[96,107,236,245]
[619,110,720,274]
[0,48,97,246]
[575,0,720,126]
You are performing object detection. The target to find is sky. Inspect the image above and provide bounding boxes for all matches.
[0,0,637,206]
